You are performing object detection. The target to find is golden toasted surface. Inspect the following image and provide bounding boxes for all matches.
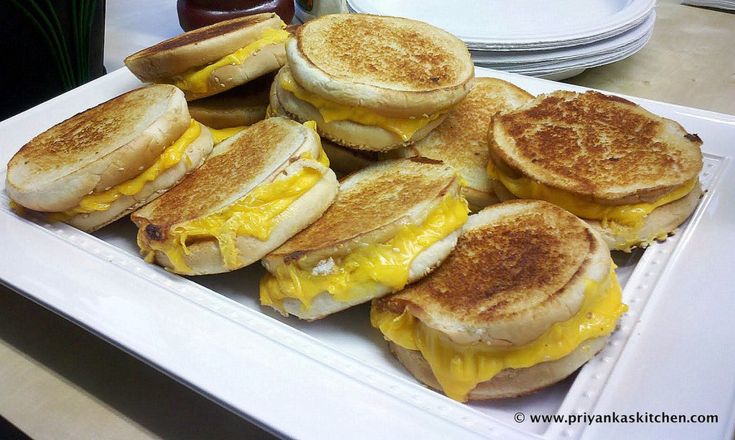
[297,14,470,92]
[135,118,308,229]
[270,158,457,258]
[125,13,284,81]
[8,85,181,186]
[412,78,534,190]
[491,91,703,202]
[132,14,274,55]
[375,200,595,325]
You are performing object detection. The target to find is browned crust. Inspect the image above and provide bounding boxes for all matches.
[130,13,276,56]
[410,78,534,193]
[8,86,181,186]
[268,159,458,261]
[297,14,467,93]
[374,200,597,325]
[490,90,703,203]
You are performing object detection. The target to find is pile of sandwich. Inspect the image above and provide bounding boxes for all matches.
[4,13,703,403]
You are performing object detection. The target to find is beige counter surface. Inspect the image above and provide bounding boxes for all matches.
[1,1,733,439]
[564,0,735,114]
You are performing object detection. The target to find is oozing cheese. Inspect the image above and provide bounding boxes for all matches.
[278,69,445,142]
[259,196,469,313]
[142,122,330,273]
[371,266,627,402]
[208,126,246,144]
[603,222,672,253]
[487,160,697,228]
[52,120,201,220]
[174,27,290,94]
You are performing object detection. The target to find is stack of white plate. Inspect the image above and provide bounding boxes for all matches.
[346,0,656,80]
[682,0,735,10]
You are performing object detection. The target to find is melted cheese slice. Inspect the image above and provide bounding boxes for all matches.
[143,123,330,273]
[259,196,469,313]
[371,266,627,402]
[487,160,697,228]
[174,27,290,94]
[605,221,673,252]
[279,69,444,142]
[52,120,201,220]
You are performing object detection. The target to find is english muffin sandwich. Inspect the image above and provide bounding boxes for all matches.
[260,158,469,320]
[372,200,627,401]
[132,118,337,275]
[271,14,474,152]
[125,13,289,100]
[394,77,534,210]
[6,84,213,232]
[488,91,703,252]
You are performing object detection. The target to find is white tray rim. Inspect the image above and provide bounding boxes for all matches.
[1,67,734,439]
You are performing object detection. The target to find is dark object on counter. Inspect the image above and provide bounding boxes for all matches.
[0,0,106,120]
[177,0,294,31]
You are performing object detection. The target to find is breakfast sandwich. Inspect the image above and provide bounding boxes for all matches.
[267,79,376,175]
[260,158,469,320]
[488,90,703,252]
[371,200,627,401]
[187,74,272,129]
[125,13,289,100]
[131,117,338,275]
[271,13,474,152]
[6,84,213,232]
[393,77,534,210]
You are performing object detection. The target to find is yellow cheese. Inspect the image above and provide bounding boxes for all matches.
[144,122,330,273]
[259,196,469,313]
[208,126,246,144]
[174,28,290,94]
[157,167,324,271]
[279,70,444,142]
[371,265,627,402]
[487,160,697,228]
[602,222,672,253]
[52,120,201,220]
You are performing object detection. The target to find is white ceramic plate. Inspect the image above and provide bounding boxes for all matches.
[1,68,734,439]
[346,0,655,49]
[477,23,653,80]
[470,12,654,65]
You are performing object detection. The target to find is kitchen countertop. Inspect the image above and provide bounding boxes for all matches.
[1,1,733,439]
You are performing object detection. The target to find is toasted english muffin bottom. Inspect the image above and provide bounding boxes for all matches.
[389,335,608,400]
[272,68,448,151]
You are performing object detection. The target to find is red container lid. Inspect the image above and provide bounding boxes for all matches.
[177,0,294,31]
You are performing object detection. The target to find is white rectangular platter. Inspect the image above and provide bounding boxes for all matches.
[1,67,734,439]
